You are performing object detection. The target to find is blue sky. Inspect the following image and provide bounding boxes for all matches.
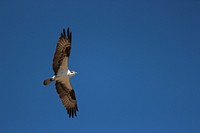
[1,0,200,133]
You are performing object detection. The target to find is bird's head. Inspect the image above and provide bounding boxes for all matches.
[70,71,78,76]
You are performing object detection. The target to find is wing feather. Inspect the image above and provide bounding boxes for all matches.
[55,79,78,118]
[53,28,72,75]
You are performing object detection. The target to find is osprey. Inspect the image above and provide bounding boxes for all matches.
[43,28,78,118]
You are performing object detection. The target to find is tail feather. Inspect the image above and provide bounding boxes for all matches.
[43,78,53,86]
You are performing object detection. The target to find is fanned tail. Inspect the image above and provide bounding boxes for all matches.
[43,78,53,86]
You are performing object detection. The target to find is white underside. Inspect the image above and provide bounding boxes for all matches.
[50,69,72,90]
[57,67,71,76]
[52,69,74,81]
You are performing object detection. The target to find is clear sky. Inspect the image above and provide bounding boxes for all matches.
[0,0,200,133]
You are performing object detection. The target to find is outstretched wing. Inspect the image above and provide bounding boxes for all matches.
[55,78,78,118]
[53,28,72,75]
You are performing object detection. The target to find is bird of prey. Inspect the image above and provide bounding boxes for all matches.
[43,28,78,118]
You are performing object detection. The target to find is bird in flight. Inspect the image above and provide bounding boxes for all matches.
[43,28,78,118]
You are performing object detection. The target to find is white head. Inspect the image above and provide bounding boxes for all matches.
[69,70,77,77]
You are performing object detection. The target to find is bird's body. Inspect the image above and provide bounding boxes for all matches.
[43,70,76,85]
[43,28,78,118]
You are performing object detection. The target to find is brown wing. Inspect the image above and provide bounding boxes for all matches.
[53,28,72,75]
[55,79,78,118]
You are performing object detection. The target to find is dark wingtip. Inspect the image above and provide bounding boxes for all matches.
[71,108,74,118]
[67,27,70,37]
[67,27,72,43]
[76,105,79,112]
[62,28,66,37]
[68,109,72,118]
[69,32,72,43]
[67,107,77,118]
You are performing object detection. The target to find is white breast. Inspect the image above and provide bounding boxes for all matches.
[57,67,68,76]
